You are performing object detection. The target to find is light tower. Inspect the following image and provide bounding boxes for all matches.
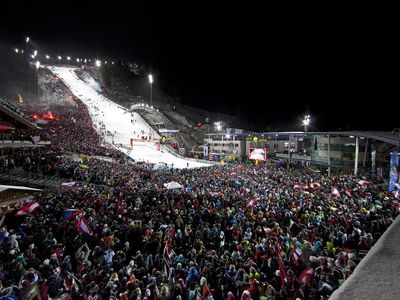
[303,115,311,132]
[148,74,153,106]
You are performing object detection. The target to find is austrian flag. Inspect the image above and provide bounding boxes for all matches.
[246,198,260,208]
[76,214,93,236]
[332,188,340,197]
[357,180,369,186]
[309,182,321,190]
[15,200,40,216]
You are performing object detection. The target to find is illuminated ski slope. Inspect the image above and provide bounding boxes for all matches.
[49,66,213,169]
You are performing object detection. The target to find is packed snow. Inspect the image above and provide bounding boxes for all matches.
[48,66,213,169]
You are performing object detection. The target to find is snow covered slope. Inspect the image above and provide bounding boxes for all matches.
[48,66,213,169]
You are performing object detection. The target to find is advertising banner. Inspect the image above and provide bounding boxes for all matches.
[203,146,209,158]
[248,148,267,161]
[389,151,399,192]
[371,149,376,174]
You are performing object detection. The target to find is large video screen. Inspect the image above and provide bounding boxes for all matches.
[249,148,267,161]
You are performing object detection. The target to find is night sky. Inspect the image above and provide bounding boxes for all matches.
[0,1,397,131]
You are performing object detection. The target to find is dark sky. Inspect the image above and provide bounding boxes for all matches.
[0,1,398,131]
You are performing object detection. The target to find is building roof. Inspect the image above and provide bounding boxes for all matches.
[0,185,43,193]
[261,131,400,147]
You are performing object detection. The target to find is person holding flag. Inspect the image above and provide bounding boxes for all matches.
[61,209,83,223]
[15,200,41,216]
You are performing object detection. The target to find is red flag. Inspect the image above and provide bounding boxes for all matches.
[278,258,287,287]
[392,202,400,213]
[332,187,340,197]
[61,182,76,188]
[345,188,352,197]
[75,215,93,235]
[357,180,369,186]
[15,200,40,216]
[299,268,315,286]
[274,242,287,287]
[309,182,321,190]
[246,198,260,208]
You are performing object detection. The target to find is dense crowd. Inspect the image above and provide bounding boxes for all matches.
[1,156,398,300]
[1,86,399,300]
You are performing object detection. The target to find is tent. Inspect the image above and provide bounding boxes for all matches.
[153,163,169,170]
[163,181,183,190]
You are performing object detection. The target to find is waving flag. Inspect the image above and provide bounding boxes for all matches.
[309,182,321,190]
[299,268,315,286]
[332,188,340,197]
[61,182,76,188]
[62,209,83,223]
[246,198,260,208]
[357,180,369,186]
[243,187,251,193]
[291,247,304,267]
[391,201,400,213]
[76,215,92,236]
[345,188,353,197]
[15,200,40,216]
[274,242,287,287]
[294,184,307,190]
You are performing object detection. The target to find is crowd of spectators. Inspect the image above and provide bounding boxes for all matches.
[1,162,398,300]
[0,93,399,300]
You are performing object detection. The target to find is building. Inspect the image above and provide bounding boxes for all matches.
[310,135,367,167]
[204,133,246,161]
[262,131,400,176]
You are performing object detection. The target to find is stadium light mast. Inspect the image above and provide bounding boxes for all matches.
[148,74,153,106]
[25,36,30,54]
[35,60,41,107]
[214,121,222,132]
[303,114,311,132]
